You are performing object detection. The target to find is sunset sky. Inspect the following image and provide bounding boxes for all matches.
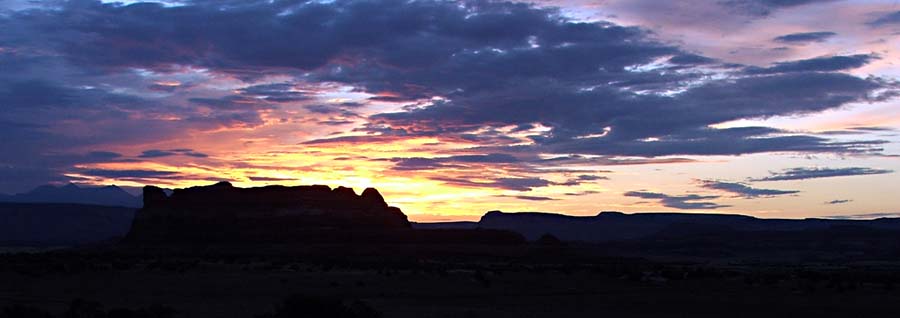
[1,0,899,221]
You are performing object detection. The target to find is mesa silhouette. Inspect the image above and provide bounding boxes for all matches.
[456,210,900,242]
[418,210,900,259]
[126,182,522,245]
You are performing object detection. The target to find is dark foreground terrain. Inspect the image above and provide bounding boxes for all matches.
[7,183,900,317]
[4,245,900,318]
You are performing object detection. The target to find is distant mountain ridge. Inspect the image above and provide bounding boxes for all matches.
[0,183,141,208]
[415,210,900,243]
[0,202,136,246]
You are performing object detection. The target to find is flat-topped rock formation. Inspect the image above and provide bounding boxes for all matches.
[418,210,900,243]
[126,182,411,243]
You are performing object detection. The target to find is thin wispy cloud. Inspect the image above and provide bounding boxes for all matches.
[773,31,836,44]
[624,191,729,210]
[752,167,893,181]
[869,10,900,27]
[699,180,799,198]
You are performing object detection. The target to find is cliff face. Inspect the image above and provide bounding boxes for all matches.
[126,182,410,243]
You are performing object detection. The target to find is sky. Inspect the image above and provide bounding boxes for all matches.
[1,0,899,221]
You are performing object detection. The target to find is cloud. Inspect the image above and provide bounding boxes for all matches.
[248,176,295,182]
[624,191,729,210]
[495,195,559,201]
[86,151,123,160]
[139,149,209,158]
[138,150,178,158]
[869,11,900,27]
[303,104,361,117]
[752,167,894,181]
[445,154,521,163]
[390,154,520,171]
[369,65,892,157]
[0,0,896,192]
[699,180,799,198]
[535,127,887,157]
[433,176,552,192]
[236,83,311,102]
[772,31,836,44]
[564,190,600,196]
[576,175,607,181]
[744,54,875,74]
[825,199,852,205]
[817,126,897,136]
[721,0,839,16]
[188,96,276,111]
[668,54,718,65]
[75,169,181,179]
[849,126,896,132]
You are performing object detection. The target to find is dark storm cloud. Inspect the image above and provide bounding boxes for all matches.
[369,65,890,157]
[11,0,646,75]
[699,180,799,198]
[0,0,896,191]
[773,31,836,44]
[869,11,900,27]
[8,0,892,152]
[624,191,729,210]
[0,80,74,109]
[0,79,153,115]
[752,167,894,181]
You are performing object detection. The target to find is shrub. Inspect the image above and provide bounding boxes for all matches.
[256,294,381,318]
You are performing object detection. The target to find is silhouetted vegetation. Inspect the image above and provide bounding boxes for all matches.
[255,295,381,318]
[1,300,175,318]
